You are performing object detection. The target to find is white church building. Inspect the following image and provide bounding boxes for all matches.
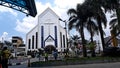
[26,8,68,52]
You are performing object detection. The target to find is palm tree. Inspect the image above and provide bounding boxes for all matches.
[109,13,119,41]
[106,13,120,46]
[109,13,118,30]
[101,0,120,23]
[83,0,107,50]
[86,19,99,57]
[86,19,99,43]
[94,0,120,45]
[4,40,13,52]
[83,0,106,56]
[67,4,87,57]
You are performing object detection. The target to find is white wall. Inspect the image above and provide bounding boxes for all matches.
[26,26,38,51]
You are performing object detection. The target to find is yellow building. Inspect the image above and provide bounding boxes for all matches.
[12,36,25,56]
[12,36,23,47]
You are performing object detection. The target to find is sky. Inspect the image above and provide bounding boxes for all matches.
[0,0,112,43]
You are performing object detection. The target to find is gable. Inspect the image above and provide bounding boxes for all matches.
[38,7,59,20]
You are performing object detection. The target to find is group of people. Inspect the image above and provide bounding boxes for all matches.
[44,50,58,61]
[0,47,11,68]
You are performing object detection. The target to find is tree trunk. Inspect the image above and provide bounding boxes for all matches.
[90,28,96,57]
[97,20,105,50]
[116,7,120,26]
[80,27,87,57]
[90,27,94,43]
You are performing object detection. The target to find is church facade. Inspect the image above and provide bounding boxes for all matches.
[26,8,67,52]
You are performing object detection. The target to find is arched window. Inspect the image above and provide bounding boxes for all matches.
[60,32,62,48]
[36,32,38,49]
[28,39,31,49]
[32,35,34,49]
[54,26,57,47]
[41,26,44,48]
[63,35,65,48]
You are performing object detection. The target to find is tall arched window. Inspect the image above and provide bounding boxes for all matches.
[60,32,62,49]
[63,35,65,49]
[32,35,34,49]
[28,39,31,49]
[36,32,38,49]
[54,26,57,47]
[41,26,44,48]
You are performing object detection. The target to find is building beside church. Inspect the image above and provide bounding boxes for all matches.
[26,8,67,53]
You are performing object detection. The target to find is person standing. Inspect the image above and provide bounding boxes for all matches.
[52,50,58,60]
[44,52,48,61]
[1,47,11,68]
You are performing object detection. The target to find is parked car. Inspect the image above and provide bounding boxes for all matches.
[103,47,120,57]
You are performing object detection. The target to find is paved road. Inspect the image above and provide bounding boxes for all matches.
[9,62,120,68]
[28,62,120,68]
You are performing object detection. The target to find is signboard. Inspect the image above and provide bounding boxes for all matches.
[0,0,37,17]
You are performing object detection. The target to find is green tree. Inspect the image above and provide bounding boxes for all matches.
[86,19,99,57]
[83,0,107,50]
[67,4,87,57]
[94,0,120,46]
[86,19,99,43]
[4,40,13,51]
[106,13,120,46]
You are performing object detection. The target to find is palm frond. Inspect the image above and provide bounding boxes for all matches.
[68,15,76,21]
[68,18,77,30]
[67,9,77,15]
[109,18,117,25]
[87,19,99,35]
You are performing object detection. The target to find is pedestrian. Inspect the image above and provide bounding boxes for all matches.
[52,50,58,60]
[1,47,11,68]
[36,52,41,61]
[44,52,48,61]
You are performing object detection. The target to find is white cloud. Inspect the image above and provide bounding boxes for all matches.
[54,0,84,9]
[35,2,52,16]
[15,17,37,33]
[53,0,85,19]
[0,32,8,41]
[0,6,17,17]
[15,0,85,34]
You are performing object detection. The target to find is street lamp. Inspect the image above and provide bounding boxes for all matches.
[59,18,68,48]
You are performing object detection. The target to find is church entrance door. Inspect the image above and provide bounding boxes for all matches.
[44,45,56,54]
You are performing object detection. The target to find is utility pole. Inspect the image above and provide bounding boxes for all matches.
[59,18,68,48]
